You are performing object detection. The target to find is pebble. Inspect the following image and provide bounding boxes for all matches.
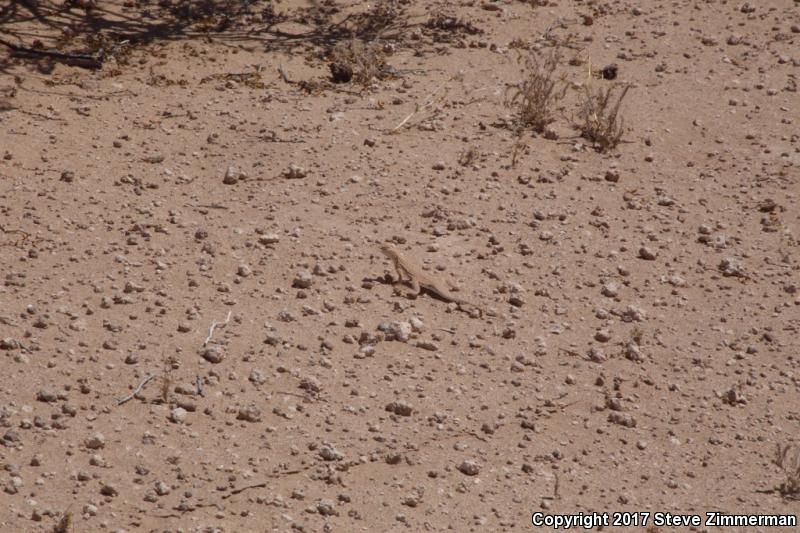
[458,460,480,476]
[638,246,657,260]
[223,166,239,185]
[626,342,643,362]
[608,412,637,428]
[320,445,344,461]
[387,321,412,342]
[601,283,619,297]
[237,404,262,422]
[85,433,106,450]
[284,164,307,179]
[249,369,267,385]
[258,233,280,245]
[170,407,188,424]
[155,480,171,495]
[595,329,611,342]
[36,389,57,403]
[588,347,606,363]
[100,484,118,497]
[316,499,337,516]
[292,270,313,289]
[199,347,224,364]
[385,401,414,416]
[719,257,746,278]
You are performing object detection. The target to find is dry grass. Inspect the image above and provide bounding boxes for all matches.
[775,443,800,499]
[505,49,567,133]
[575,81,631,151]
[631,325,644,344]
[52,511,72,533]
[160,354,178,404]
[458,146,480,167]
[329,39,387,85]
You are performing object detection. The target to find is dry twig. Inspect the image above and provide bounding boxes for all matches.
[117,373,156,406]
[390,73,462,133]
[204,310,232,346]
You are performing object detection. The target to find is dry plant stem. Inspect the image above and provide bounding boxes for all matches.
[0,37,103,69]
[222,466,312,500]
[506,48,566,133]
[117,374,157,406]
[577,82,631,151]
[390,75,459,133]
[204,310,232,346]
[52,510,72,533]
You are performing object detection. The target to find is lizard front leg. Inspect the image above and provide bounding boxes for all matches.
[392,277,422,299]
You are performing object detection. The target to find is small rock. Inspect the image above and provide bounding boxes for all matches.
[409,317,425,332]
[200,347,224,364]
[620,305,646,322]
[85,432,106,450]
[36,389,57,403]
[608,412,637,428]
[320,445,343,461]
[0,338,19,350]
[638,247,657,260]
[415,341,438,351]
[719,257,747,278]
[100,484,118,497]
[60,170,75,183]
[458,460,480,476]
[625,342,643,362]
[155,480,171,495]
[385,401,414,417]
[316,499,337,516]
[249,369,267,385]
[588,347,606,363]
[258,233,280,245]
[595,329,611,342]
[601,283,619,297]
[284,164,307,179]
[170,407,188,424]
[237,404,262,423]
[292,270,313,289]
[237,264,252,277]
[387,321,412,342]
[223,166,239,185]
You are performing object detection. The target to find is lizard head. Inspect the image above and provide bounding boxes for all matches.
[379,242,397,257]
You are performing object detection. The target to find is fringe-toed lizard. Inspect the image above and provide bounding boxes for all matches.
[379,243,483,316]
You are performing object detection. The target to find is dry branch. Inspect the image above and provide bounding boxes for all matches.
[117,373,156,406]
[204,310,232,346]
[0,37,102,69]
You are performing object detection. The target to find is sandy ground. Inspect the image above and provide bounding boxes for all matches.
[1,1,799,532]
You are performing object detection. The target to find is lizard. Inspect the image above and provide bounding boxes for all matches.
[379,243,483,316]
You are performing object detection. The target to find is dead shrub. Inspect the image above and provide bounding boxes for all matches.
[505,49,567,133]
[354,0,406,38]
[576,81,631,151]
[458,145,480,167]
[425,10,482,38]
[329,39,387,85]
[775,443,800,499]
[52,511,72,533]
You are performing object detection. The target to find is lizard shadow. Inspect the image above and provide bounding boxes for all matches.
[365,273,461,305]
